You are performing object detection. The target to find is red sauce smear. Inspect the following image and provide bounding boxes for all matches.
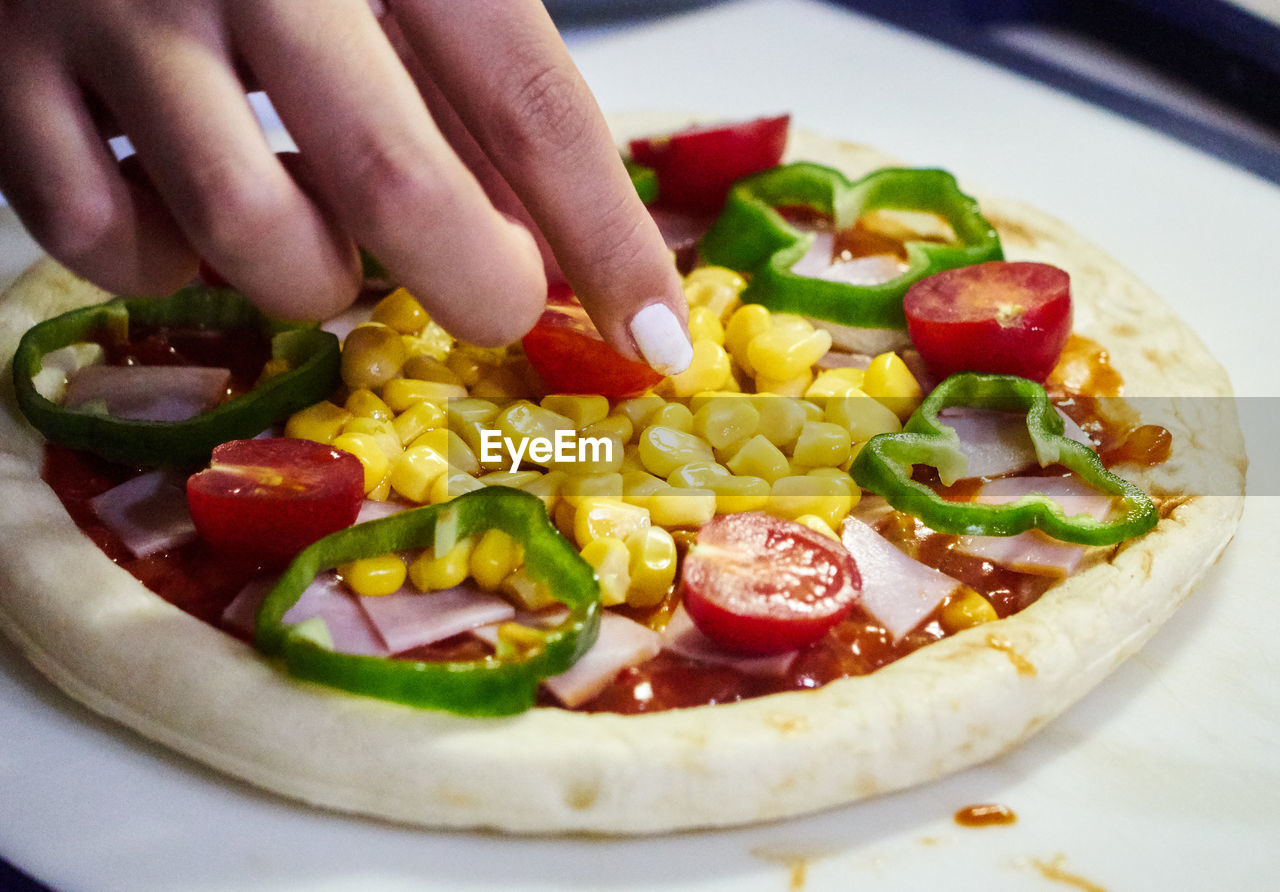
[954,803,1018,826]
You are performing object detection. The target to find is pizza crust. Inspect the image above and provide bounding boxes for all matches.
[0,120,1245,834]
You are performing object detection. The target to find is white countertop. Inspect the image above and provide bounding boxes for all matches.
[2,2,1278,889]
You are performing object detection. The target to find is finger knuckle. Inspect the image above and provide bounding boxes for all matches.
[489,59,594,160]
[344,140,456,239]
[183,161,292,258]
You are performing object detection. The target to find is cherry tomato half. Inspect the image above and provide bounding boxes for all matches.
[628,114,790,215]
[903,261,1072,383]
[187,438,364,566]
[681,512,862,654]
[521,283,664,399]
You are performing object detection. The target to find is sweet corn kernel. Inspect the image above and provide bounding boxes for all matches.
[501,567,557,611]
[683,266,746,319]
[747,323,831,382]
[648,487,717,528]
[583,413,634,445]
[613,395,665,431]
[540,394,609,430]
[478,469,543,489]
[495,401,576,468]
[805,367,867,399]
[341,417,402,456]
[341,323,406,390]
[413,320,455,361]
[285,400,352,444]
[558,431,624,475]
[749,395,807,450]
[791,421,853,467]
[573,496,650,547]
[520,469,564,513]
[668,459,730,489]
[429,467,484,504]
[754,369,814,398]
[553,499,577,540]
[708,474,771,514]
[940,586,999,633]
[637,425,715,478]
[402,354,464,385]
[769,474,855,528]
[389,443,450,503]
[408,538,474,591]
[621,469,669,510]
[724,434,791,483]
[391,399,446,446]
[724,304,772,374]
[370,287,429,334]
[648,402,694,433]
[255,356,291,385]
[470,528,523,590]
[687,305,725,345]
[445,349,487,387]
[560,472,625,505]
[580,537,632,606]
[410,427,479,476]
[862,351,923,420]
[470,364,526,401]
[382,378,469,412]
[332,431,391,494]
[692,397,760,450]
[825,389,903,441]
[339,554,406,597]
[668,339,732,397]
[625,526,677,608]
[794,514,840,540]
[345,388,394,421]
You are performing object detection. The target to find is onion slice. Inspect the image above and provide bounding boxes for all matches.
[64,365,231,422]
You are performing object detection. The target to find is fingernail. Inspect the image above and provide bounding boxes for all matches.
[628,303,693,375]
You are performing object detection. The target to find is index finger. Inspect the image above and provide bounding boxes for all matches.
[388,0,693,375]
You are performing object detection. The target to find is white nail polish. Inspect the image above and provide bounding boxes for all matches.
[628,303,694,376]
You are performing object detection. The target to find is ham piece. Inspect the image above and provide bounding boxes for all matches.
[937,407,1093,481]
[660,606,797,676]
[358,583,515,654]
[222,572,388,656]
[90,470,197,558]
[840,517,961,641]
[64,365,231,422]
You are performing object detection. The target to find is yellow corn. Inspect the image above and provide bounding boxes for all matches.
[724,434,791,483]
[647,487,717,529]
[573,496,650,547]
[560,472,625,505]
[470,528,523,591]
[470,364,526,401]
[709,473,771,514]
[794,513,841,541]
[402,354,464,385]
[344,388,394,421]
[339,554,407,597]
[826,388,903,441]
[769,474,856,529]
[370,287,429,334]
[285,400,352,444]
[862,351,923,420]
[478,469,544,489]
[621,469,669,510]
[580,536,632,606]
[667,459,730,489]
[382,378,468,413]
[754,369,814,398]
[648,402,694,434]
[637,424,715,478]
[805,367,867,399]
[692,397,760,450]
[341,322,406,390]
[501,567,557,611]
[541,394,609,430]
[389,443,450,503]
[429,467,484,504]
[791,420,853,467]
[583,413,634,445]
[613,395,665,431]
[408,538,474,591]
[331,431,392,494]
[625,526,677,607]
[495,401,576,469]
[724,304,772,374]
[391,399,446,446]
[520,468,564,513]
[410,427,479,476]
[667,339,732,398]
[686,305,725,345]
[341,416,402,456]
[747,320,831,382]
[682,266,746,319]
[940,586,999,633]
[749,395,807,450]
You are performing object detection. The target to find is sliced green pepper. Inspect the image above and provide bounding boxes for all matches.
[849,373,1158,546]
[625,157,659,205]
[699,163,1003,329]
[256,487,600,716]
[12,285,340,467]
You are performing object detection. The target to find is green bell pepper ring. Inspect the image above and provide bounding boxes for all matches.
[12,285,341,467]
[255,486,600,716]
[625,157,659,205]
[849,373,1158,546]
[699,163,1003,329]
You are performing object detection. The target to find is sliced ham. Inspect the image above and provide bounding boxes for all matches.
[64,365,231,422]
[840,517,961,641]
[90,470,196,558]
[951,475,1115,577]
[660,606,797,676]
[358,583,514,654]
[356,499,409,524]
[791,229,907,285]
[222,572,388,656]
[937,407,1093,481]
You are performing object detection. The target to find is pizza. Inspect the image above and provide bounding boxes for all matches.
[0,113,1246,834]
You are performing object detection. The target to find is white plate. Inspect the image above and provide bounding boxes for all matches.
[3,1,1279,888]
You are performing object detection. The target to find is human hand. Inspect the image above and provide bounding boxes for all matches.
[0,0,693,373]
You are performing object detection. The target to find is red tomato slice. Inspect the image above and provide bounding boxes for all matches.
[187,438,364,566]
[680,512,862,655]
[628,114,790,215]
[903,261,1072,382]
[521,284,664,399]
